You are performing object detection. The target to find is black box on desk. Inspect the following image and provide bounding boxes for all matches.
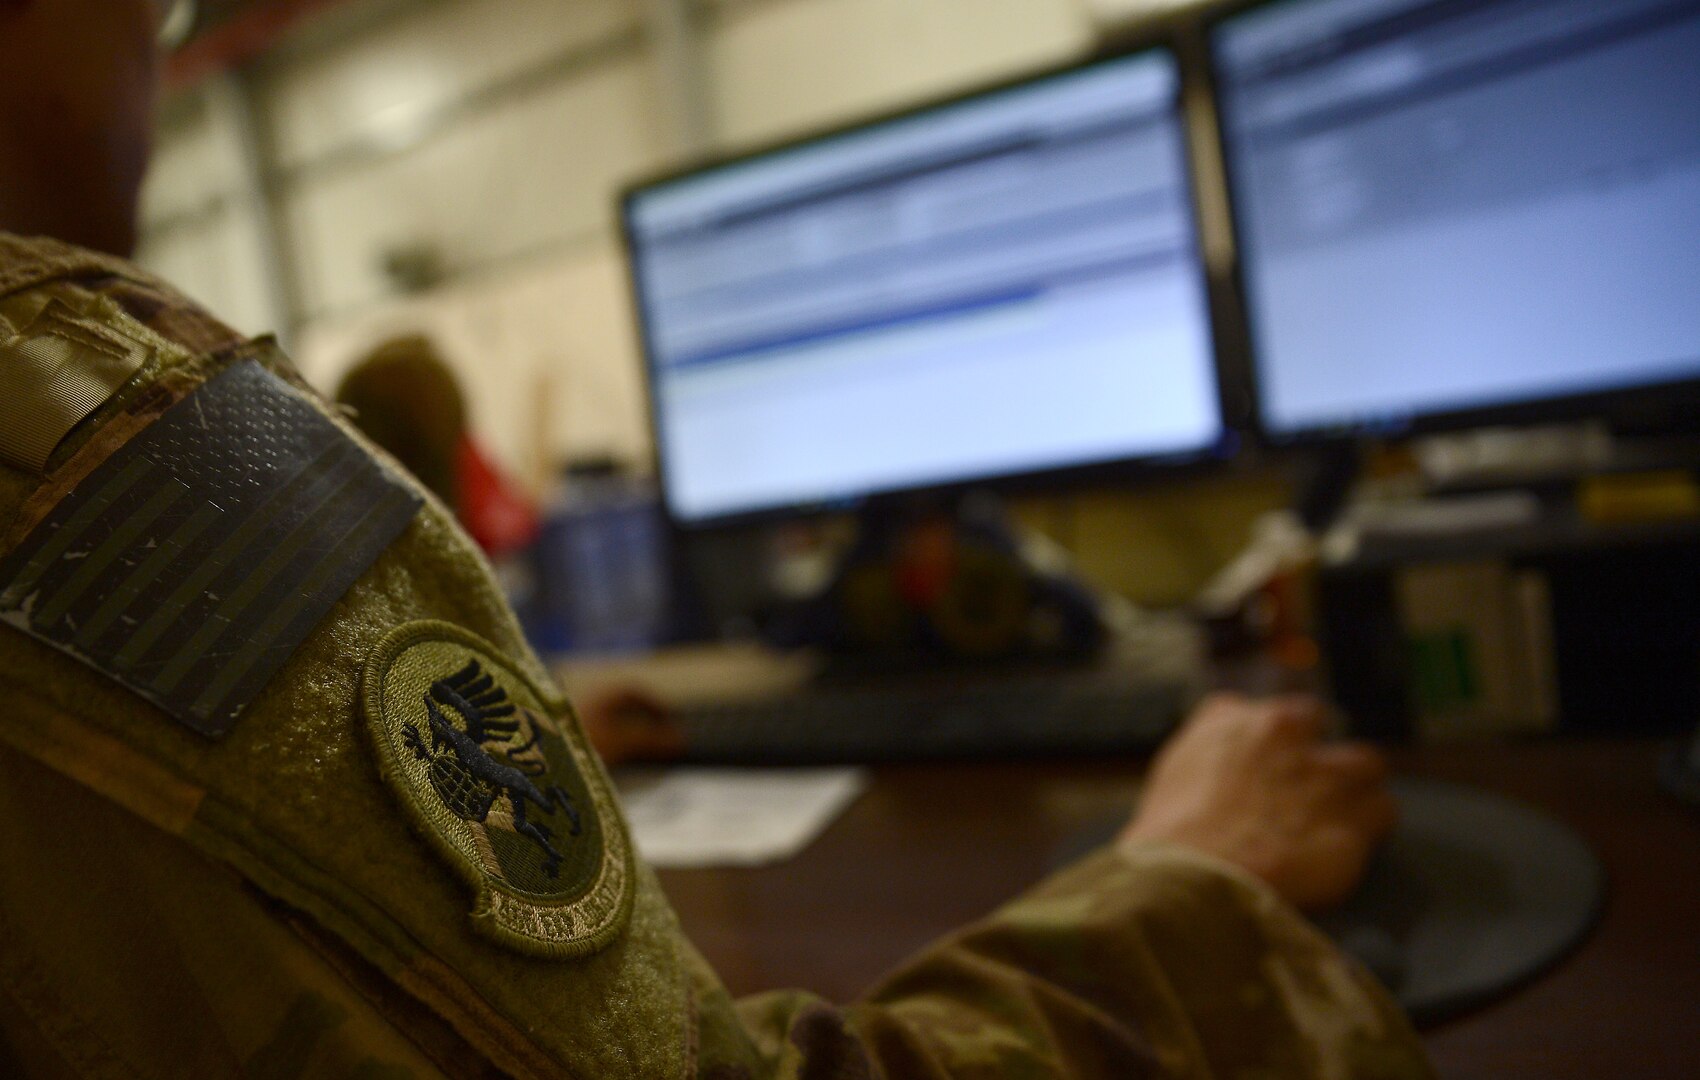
[1317,517,1700,740]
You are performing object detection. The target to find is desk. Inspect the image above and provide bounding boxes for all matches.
[650,739,1700,1079]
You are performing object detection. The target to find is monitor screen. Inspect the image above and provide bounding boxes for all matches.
[624,48,1223,526]
[1213,0,1700,439]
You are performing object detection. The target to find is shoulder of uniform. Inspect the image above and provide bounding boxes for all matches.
[0,235,677,1074]
[0,231,129,289]
[0,231,258,475]
[0,230,247,359]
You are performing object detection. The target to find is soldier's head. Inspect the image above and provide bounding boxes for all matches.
[0,0,167,256]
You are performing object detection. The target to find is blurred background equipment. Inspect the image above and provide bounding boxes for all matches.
[1316,521,1700,741]
[764,502,1105,666]
[619,42,1226,762]
[624,46,1225,530]
[1206,0,1700,740]
[1211,0,1700,445]
[529,459,676,655]
[1195,0,1698,1024]
[130,0,1700,1059]
[139,0,1700,762]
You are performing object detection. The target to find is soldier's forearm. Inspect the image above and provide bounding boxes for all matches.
[717,844,1433,1079]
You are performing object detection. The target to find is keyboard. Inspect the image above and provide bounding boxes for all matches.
[674,668,1192,764]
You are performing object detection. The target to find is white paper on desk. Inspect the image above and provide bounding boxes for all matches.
[614,768,867,868]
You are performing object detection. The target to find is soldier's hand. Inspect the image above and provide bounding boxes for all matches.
[1118,692,1396,912]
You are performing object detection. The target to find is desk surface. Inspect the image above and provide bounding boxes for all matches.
[651,739,1700,1080]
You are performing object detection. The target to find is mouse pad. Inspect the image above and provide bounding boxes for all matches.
[1312,777,1604,1025]
[1052,777,1605,1026]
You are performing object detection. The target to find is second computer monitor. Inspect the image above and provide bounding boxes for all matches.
[623,46,1225,527]
[1213,0,1700,440]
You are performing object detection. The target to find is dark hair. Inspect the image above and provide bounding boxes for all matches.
[335,334,467,504]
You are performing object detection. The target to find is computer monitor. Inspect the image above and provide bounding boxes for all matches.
[1210,0,1700,441]
[622,46,1226,528]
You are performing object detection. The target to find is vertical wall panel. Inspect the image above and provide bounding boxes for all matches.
[708,0,1094,147]
[134,211,279,337]
[136,84,279,337]
[138,93,235,227]
[282,58,667,321]
[262,0,638,168]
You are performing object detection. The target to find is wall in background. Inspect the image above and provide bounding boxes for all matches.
[136,86,281,338]
[264,0,659,324]
[705,0,1091,147]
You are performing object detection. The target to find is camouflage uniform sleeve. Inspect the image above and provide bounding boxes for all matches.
[691,843,1433,1080]
[0,234,1429,1080]
[0,740,501,1080]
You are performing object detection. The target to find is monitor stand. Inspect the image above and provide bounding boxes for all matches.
[1055,777,1604,1026]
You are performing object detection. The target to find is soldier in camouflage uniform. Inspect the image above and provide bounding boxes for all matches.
[0,1,1430,1076]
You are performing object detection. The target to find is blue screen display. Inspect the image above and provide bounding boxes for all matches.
[626,50,1223,524]
[1215,0,1700,436]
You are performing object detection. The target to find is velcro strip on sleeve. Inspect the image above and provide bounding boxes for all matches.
[0,298,154,472]
[0,359,422,737]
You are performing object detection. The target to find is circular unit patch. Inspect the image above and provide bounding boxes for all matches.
[361,621,633,958]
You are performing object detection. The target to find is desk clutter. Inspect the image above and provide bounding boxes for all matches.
[1318,510,1700,741]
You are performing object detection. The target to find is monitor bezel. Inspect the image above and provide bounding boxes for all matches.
[1200,0,1700,449]
[618,37,1237,532]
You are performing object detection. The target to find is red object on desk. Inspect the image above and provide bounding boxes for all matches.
[455,435,538,557]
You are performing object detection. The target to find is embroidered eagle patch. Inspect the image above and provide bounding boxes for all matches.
[361,621,633,958]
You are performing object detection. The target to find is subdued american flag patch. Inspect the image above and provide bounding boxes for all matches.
[0,359,421,737]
